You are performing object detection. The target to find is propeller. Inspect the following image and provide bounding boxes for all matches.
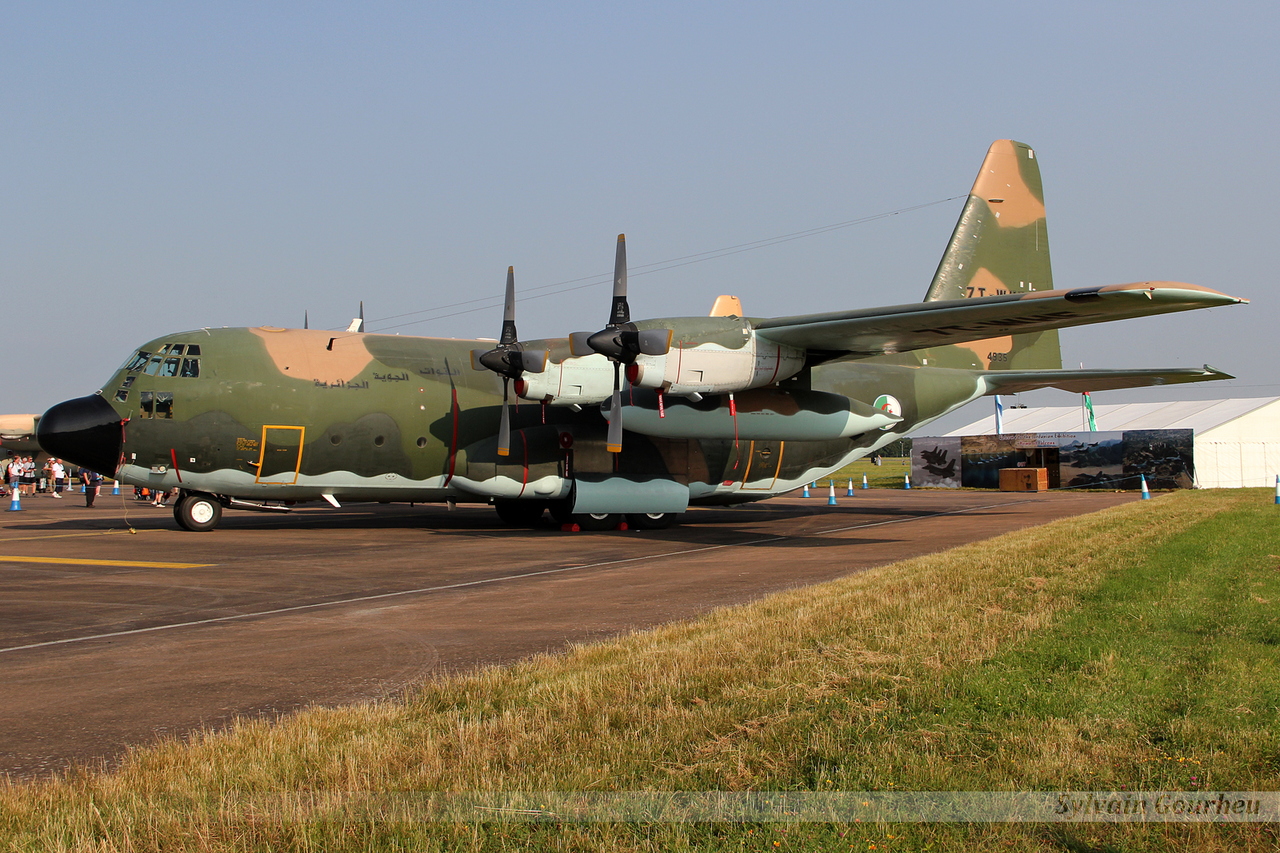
[473,267,546,456]
[571,235,672,453]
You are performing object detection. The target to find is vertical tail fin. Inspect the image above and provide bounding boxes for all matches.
[924,140,1061,370]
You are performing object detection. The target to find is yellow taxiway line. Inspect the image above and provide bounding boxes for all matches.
[0,556,213,569]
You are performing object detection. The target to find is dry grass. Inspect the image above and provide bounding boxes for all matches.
[1,489,1276,851]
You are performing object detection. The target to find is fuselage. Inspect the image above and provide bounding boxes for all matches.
[37,326,989,514]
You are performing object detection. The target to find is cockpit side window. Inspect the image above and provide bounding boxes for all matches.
[186,344,201,356]
[154,392,173,418]
[159,357,181,378]
[124,351,151,372]
[180,358,200,378]
[139,391,154,418]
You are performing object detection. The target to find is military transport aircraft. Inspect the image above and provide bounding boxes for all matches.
[38,140,1246,532]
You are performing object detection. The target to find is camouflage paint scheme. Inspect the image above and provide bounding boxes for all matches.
[39,141,1246,528]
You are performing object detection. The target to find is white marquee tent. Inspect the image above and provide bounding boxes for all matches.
[942,397,1280,489]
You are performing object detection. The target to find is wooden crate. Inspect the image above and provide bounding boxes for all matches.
[999,467,1049,492]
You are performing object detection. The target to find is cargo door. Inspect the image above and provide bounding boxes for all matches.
[255,425,305,485]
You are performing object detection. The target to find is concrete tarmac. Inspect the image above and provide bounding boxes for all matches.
[0,487,1136,779]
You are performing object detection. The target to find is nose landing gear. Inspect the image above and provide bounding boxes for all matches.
[173,492,223,531]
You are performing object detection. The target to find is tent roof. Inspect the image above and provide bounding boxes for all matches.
[941,397,1280,436]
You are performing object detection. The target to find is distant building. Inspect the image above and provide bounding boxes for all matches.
[914,397,1280,489]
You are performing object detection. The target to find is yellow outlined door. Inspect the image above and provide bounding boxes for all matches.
[255,425,305,485]
[740,440,784,491]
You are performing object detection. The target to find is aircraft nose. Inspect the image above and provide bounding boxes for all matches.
[37,394,124,476]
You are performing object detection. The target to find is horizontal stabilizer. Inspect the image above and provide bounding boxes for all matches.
[980,365,1235,396]
[754,282,1246,361]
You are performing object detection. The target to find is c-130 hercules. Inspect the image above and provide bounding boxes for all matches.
[39,141,1245,531]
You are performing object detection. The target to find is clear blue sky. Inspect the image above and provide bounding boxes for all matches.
[3,2,1274,420]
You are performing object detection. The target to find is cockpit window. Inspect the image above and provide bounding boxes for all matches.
[125,345,201,379]
[154,392,173,418]
[139,391,153,417]
[123,351,151,372]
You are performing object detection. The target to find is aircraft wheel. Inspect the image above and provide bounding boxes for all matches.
[174,493,222,532]
[547,501,620,531]
[494,499,546,527]
[575,512,622,531]
[548,500,575,525]
[626,512,678,530]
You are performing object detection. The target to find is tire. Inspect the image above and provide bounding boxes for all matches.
[548,500,575,525]
[626,512,678,530]
[548,500,620,531]
[174,493,222,532]
[494,499,546,527]
[575,512,622,531]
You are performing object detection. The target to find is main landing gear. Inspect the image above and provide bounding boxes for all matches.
[494,499,679,531]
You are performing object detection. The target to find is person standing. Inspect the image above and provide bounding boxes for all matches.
[80,468,102,507]
[3,455,17,497]
[21,456,36,496]
[49,458,66,498]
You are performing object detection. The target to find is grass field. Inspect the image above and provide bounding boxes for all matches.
[820,455,911,490]
[3,490,1278,851]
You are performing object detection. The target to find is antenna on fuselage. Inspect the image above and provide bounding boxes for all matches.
[304,310,309,330]
[346,302,364,333]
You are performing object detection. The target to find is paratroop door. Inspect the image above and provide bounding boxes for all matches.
[255,425,305,484]
[739,440,784,491]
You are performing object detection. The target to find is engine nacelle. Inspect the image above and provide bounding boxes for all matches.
[510,320,807,407]
[624,331,805,396]
[514,352,615,406]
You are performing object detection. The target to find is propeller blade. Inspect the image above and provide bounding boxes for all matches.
[476,267,527,378]
[569,331,596,357]
[520,350,549,373]
[606,365,623,453]
[499,266,518,346]
[609,233,629,326]
[497,378,512,457]
[636,328,673,355]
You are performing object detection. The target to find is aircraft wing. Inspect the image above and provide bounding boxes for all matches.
[979,365,1235,396]
[753,282,1246,360]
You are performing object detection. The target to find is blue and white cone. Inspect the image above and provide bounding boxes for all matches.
[904,472,911,490]
[846,478,855,497]
[862,473,869,490]
[1140,475,1151,500]
[112,480,120,496]
[7,487,20,512]
[801,482,810,498]
[827,481,838,506]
